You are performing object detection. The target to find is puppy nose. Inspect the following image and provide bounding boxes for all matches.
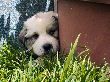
[43,43,53,53]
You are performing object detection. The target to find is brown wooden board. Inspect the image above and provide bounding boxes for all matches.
[81,0,110,4]
[58,0,110,65]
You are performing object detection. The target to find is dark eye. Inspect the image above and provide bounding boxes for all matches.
[49,30,55,35]
[33,34,39,39]
[24,37,28,41]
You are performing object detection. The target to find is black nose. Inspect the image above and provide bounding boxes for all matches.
[43,43,53,53]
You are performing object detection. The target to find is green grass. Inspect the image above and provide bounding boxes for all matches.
[0,34,109,82]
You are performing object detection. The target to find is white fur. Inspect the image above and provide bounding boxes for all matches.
[32,34,59,56]
[24,11,55,38]
[23,11,59,56]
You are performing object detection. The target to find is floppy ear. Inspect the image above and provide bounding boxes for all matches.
[19,25,27,44]
[52,12,58,23]
[53,12,58,18]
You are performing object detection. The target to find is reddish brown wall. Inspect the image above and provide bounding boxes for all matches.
[82,0,110,4]
[58,0,110,65]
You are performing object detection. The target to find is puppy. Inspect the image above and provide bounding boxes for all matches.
[19,11,59,60]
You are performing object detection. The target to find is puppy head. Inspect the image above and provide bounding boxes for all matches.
[19,11,59,57]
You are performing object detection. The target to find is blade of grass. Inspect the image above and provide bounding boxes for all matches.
[65,41,71,48]
[81,64,94,82]
[60,34,81,82]
[57,51,61,68]
[77,49,89,58]
[34,69,48,81]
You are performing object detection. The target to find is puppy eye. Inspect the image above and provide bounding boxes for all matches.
[33,34,39,39]
[24,37,28,40]
[49,30,55,35]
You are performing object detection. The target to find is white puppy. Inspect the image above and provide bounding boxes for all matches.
[19,11,59,58]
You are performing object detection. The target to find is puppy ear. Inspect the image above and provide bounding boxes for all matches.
[19,25,27,44]
[53,12,58,18]
[52,12,58,22]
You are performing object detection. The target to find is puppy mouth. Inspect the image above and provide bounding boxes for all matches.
[43,50,54,56]
[33,49,55,58]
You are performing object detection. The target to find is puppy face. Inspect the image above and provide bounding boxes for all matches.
[19,11,59,57]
